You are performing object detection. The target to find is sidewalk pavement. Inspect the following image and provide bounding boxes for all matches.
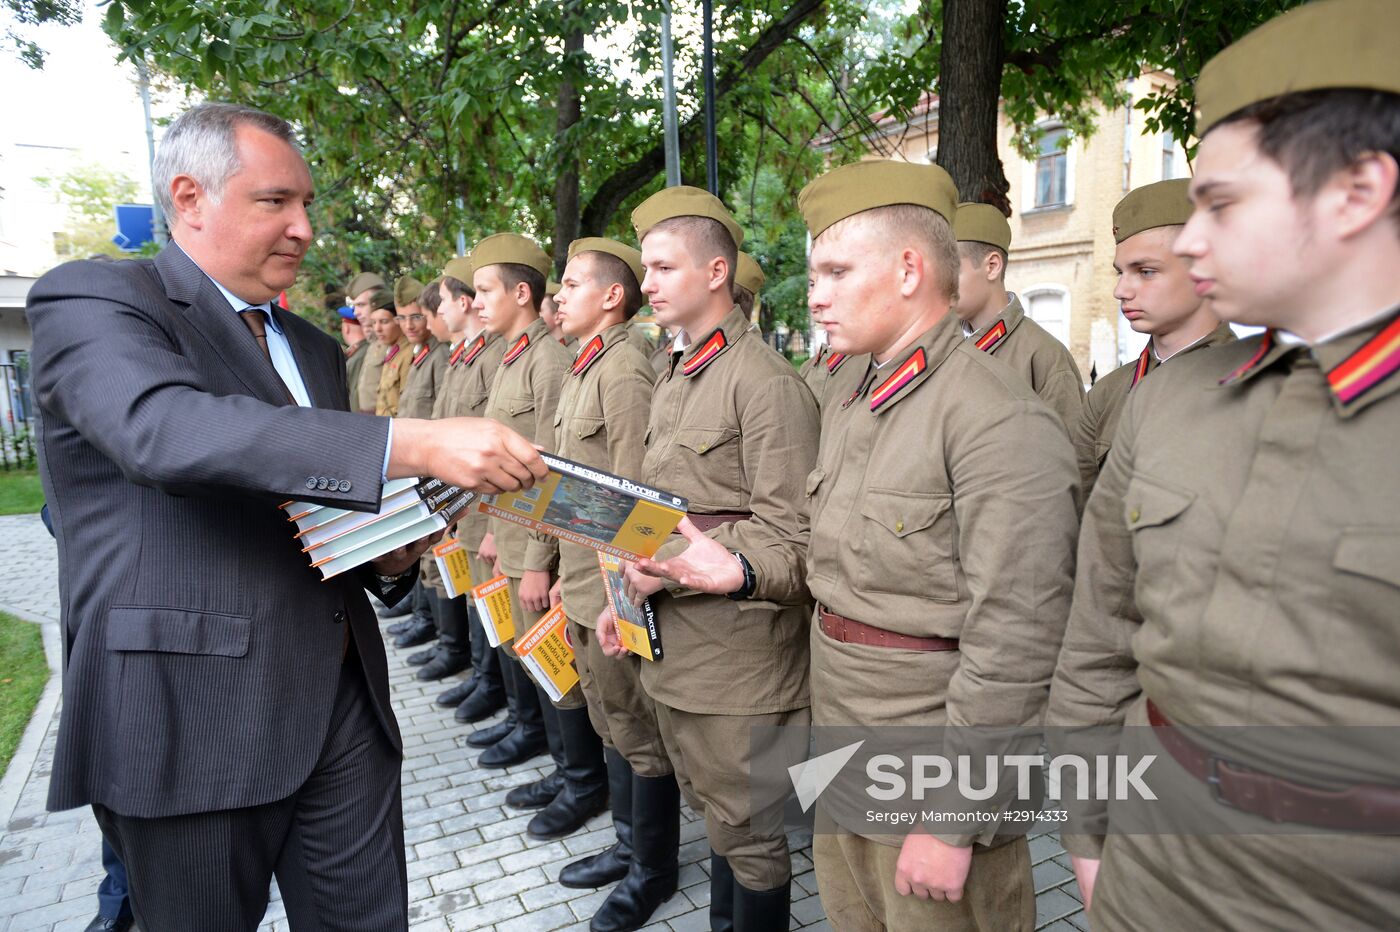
[0,512,1087,931]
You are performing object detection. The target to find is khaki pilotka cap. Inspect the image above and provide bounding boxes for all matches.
[735,252,766,295]
[631,185,746,249]
[346,271,385,300]
[394,275,424,307]
[1112,179,1194,243]
[1194,0,1400,137]
[442,255,474,284]
[798,159,959,237]
[953,202,1012,252]
[369,287,395,312]
[545,280,561,298]
[471,233,552,277]
[568,237,646,289]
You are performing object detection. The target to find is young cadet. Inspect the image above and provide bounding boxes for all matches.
[374,276,418,417]
[473,234,579,785]
[1048,1,1400,927]
[796,337,858,411]
[732,251,764,322]
[546,237,681,931]
[955,202,1085,439]
[340,301,369,403]
[619,186,819,929]
[541,279,569,345]
[348,271,388,413]
[1072,179,1235,493]
[636,162,1081,930]
[432,258,510,725]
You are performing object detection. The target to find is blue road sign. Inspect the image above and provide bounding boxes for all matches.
[112,203,155,252]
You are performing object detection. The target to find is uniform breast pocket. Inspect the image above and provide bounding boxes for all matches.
[572,416,605,441]
[675,426,743,505]
[1324,527,1400,693]
[1123,474,1195,611]
[860,489,956,601]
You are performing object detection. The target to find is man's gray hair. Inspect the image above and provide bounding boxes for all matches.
[153,103,300,220]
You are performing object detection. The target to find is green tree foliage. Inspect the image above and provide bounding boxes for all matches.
[2,0,82,68]
[35,163,140,261]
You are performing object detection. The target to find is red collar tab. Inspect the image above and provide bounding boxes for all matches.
[974,320,1008,353]
[571,335,605,376]
[681,328,727,377]
[869,347,927,413]
[1130,345,1153,389]
[826,351,849,373]
[502,332,530,366]
[1326,314,1400,406]
[1219,330,1277,386]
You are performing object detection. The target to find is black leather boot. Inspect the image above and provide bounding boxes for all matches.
[527,703,608,839]
[455,640,507,722]
[386,617,415,635]
[436,674,479,708]
[478,657,548,768]
[733,876,790,932]
[560,747,634,888]
[417,595,471,680]
[507,702,567,809]
[466,717,514,748]
[709,853,736,932]
[589,770,681,931]
[393,582,437,649]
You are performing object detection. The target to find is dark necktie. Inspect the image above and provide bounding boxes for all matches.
[238,308,298,405]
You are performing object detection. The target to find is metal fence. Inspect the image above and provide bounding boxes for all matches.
[2,360,36,471]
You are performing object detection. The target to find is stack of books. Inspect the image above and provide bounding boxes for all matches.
[283,478,475,580]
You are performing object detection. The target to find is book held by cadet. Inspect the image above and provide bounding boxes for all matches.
[471,575,516,648]
[597,553,663,661]
[478,453,688,561]
[513,604,579,702]
[432,538,474,599]
[280,478,474,581]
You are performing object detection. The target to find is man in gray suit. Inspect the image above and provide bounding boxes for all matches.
[27,103,545,930]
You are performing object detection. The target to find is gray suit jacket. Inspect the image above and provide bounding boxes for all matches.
[29,244,415,818]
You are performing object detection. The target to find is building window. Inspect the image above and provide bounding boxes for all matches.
[1034,127,1069,208]
[1023,285,1071,348]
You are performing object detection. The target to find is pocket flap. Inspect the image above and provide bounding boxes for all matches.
[859,489,951,538]
[1123,475,1194,530]
[573,416,605,440]
[107,607,251,657]
[1333,528,1400,588]
[805,466,826,497]
[506,397,536,417]
[676,427,739,455]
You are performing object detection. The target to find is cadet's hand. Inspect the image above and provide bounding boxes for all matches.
[389,417,548,495]
[894,832,972,902]
[595,607,629,658]
[632,518,743,595]
[370,527,444,576]
[1070,855,1100,910]
[549,578,563,608]
[622,561,667,605]
[478,532,497,568]
[520,569,552,613]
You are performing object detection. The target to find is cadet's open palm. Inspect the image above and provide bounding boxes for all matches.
[632,518,743,595]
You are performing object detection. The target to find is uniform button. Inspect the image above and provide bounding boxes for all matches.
[1129,508,1141,523]
[333,610,347,624]
[316,477,329,490]
[305,477,317,490]
[895,520,905,533]
[338,479,352,492]
[698,443,709,452]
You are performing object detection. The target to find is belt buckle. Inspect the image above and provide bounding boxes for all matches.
[1205,754,1237,810]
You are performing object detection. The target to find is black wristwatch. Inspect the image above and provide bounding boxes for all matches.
[726,551,757,601]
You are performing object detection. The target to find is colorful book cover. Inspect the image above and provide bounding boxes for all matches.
[310,490,474,580]
[471,574,516,648]
[597,553,663,661]
[478,453,687,561]
[514,603,579,703]
[432,537,473,600]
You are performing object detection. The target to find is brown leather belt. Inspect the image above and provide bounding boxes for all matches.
[686,511,752,532]
[817,605,959,652]
[1147,700,1400,831]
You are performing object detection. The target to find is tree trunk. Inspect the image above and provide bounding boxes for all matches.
[552,28,585,275]
[936,0,1010,212]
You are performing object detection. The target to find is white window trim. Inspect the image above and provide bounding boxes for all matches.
[1021,122,1076,213]
[1022,283,1072,348]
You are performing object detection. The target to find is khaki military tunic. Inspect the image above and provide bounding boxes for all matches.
[967,294,1085,440]
[626,320,658,357]
[394,338,447,420]
[436,332,506,561]
[1047,309,1400,929]
[356,340,388,413]
[374,337,413,416]
[553,323,668,773]
[1074,321,1235,494]
[647,331,672,377]
[344,340,368,411]
[639,306,819,889]
[799,343,862,411]
[806,312,1079,930]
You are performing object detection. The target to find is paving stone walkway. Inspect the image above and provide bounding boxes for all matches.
[0,512,1087,931]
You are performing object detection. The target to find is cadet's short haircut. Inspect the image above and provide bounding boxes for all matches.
[733,284,755,316]
[419,278,442,314]
[497,262,545,312]
[849,204,960,302]
[442,275,474,302]
[582,251,644,319]
[1220,89,1400,229]
[957,241,1007,281]
[648,215,738,289]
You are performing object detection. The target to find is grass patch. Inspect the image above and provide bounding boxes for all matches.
[0,611,49,778]
[0,469,44,516]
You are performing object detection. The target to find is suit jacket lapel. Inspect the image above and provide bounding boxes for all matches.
[280,313,341,411]
[155,245,296,407]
